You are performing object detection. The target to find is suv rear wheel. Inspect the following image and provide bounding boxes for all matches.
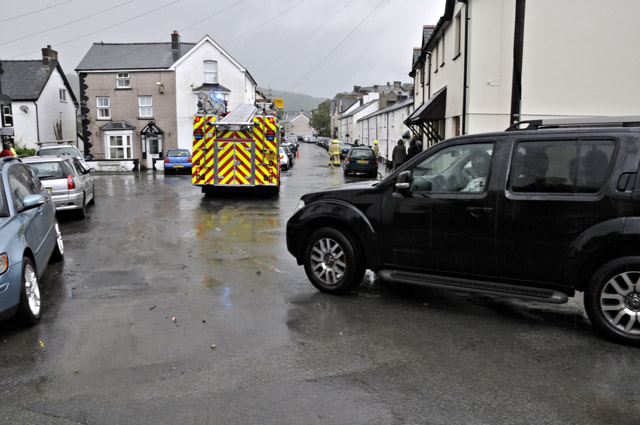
[585,257,640,346]
[303,227,364,294]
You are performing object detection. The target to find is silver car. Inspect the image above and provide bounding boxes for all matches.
[35,143,90,171]
[22,156,95,219]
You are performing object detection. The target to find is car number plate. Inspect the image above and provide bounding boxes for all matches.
[357,160,368,164]
[265,151,276,161]
[173,164,184,168]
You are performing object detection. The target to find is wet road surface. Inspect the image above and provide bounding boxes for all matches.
[1,143,639,424]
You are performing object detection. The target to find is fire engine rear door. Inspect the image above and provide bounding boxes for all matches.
[216,140,254,185]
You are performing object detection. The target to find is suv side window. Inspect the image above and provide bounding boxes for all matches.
[510,140,615,193]
[8,165,41,211]
[410,143,494,193]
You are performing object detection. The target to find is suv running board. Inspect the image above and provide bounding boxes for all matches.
[378,270,569,304]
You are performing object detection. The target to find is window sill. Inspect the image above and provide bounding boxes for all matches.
[97,118,111,121]
[440,63,445,68]
[452,52,461,61]
[115,87,132,90]
[138,117,154,120]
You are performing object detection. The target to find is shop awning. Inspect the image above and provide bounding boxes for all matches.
[405,86,447,125]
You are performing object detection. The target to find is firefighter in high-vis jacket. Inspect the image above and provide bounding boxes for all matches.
[329,140,341,166]
[373,139,379,157]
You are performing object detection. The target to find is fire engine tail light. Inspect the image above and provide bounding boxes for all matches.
[374,158,378,166]
[67,175,75,190]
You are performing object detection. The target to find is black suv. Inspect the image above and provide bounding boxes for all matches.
[286,116,640,345]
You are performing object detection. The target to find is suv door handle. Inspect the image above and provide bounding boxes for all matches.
[466,207,493,217]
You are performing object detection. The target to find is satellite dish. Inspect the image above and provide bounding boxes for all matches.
[0,94,12,105]
[20,105,29,113]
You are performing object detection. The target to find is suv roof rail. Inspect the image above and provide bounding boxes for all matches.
[36,139,75,146]
[506,116,640,131]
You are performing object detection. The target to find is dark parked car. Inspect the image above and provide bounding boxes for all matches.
[0,157,63,324]
[339,143,352,159]
[286,116,640,346]
[343,147,378,178]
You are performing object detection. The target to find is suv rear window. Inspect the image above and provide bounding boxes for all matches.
[37,147,81,159]
[510,139,615,193]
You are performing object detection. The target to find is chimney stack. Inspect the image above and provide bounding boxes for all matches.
[42,45,58,66]
[394,81,402,88]
[171,30,180,50]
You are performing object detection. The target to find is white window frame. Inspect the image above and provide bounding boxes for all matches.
[105,131,133,159]
[204,60,218,84]
[454,12,462,57]
[97,97,110,120]
[59,88,66,102]
[116,73,130,89]
[2,104,13,127]
[138,96,153,118]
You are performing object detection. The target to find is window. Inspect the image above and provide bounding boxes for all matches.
[453,116,461,136]
[8,165,41,212]
[2,104,13,126]
[204,61,218,84]
[97,97,110,120]
[440,35,445,66]
[509,140,615,194]
[433,46,438,73]
[116,73,130,88]
[138,96,153,118]
[454,12,462,57]
[59,88,66,102]
[409,143,494,193]
[106,133,132,159]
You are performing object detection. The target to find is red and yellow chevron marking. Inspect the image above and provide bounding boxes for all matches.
[217,131,251,141]
[217,142,234,184]
[233,142,252,185]
[203,116,217,184]
[192,115,205,184]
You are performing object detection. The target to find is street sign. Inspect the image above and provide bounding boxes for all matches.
[273,98,283,109]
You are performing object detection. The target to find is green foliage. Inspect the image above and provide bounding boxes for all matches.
[309,99,331,137]
[13,140,35,157]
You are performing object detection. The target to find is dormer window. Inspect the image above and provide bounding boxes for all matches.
[204,61,218,84]
[117,73,130,88]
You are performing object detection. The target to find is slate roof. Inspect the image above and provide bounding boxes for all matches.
[76,42,196,71]
[358,97,414,121]
[341,99,379,119]
[282,111,311,122]
[1,60,60,101]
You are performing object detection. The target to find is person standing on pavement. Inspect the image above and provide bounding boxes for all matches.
[407,139,419,160]
[8,140,17,157]
[0,143,13,157]
[373,140,379,158]
[392,139,407,170]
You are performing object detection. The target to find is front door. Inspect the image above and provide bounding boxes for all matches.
[216,141,253,185]
[146,136,160,170]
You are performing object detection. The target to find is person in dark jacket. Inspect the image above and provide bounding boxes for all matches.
[407,139,419,160]
[392,139,407,170]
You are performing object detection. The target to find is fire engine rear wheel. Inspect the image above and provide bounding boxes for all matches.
[303,227,365,294]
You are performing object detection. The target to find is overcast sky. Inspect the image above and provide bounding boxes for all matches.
[0,0,445,99]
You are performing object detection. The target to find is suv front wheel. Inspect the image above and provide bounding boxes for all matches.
[585,257,640,346]
[303,227,364,294]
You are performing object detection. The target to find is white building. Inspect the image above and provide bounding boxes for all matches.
[357,98,414,162]
[338,93,379,143]
[407,0,640,146]
[0,46,78,150]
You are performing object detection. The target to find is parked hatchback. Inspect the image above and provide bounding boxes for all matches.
[164,149,192,175]
[0,157,63,324]
[287,116,640,346]
[22,156,95,219]
[343,147,378,178]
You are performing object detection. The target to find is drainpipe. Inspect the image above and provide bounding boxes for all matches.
[35,101,40,142]
[510,0,526,124]
[461,0,470,135]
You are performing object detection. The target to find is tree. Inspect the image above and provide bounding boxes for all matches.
[309,99,331,137]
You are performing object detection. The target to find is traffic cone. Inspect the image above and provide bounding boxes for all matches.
[296,149,300,158]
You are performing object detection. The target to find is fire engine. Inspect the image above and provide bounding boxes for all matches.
[191,102,281,194]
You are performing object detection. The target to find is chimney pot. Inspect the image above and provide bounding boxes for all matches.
[171,30,180,50]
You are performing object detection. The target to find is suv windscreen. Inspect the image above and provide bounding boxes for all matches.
[509,139,615,193]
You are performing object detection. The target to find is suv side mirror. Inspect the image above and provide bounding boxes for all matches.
[395,171,411,191]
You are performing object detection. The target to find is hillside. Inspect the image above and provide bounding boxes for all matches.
[258,88,327,112]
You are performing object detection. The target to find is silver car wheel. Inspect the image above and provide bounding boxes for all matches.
[310,237,346,286]
[600,271,640,335]
[24,262,41,317]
